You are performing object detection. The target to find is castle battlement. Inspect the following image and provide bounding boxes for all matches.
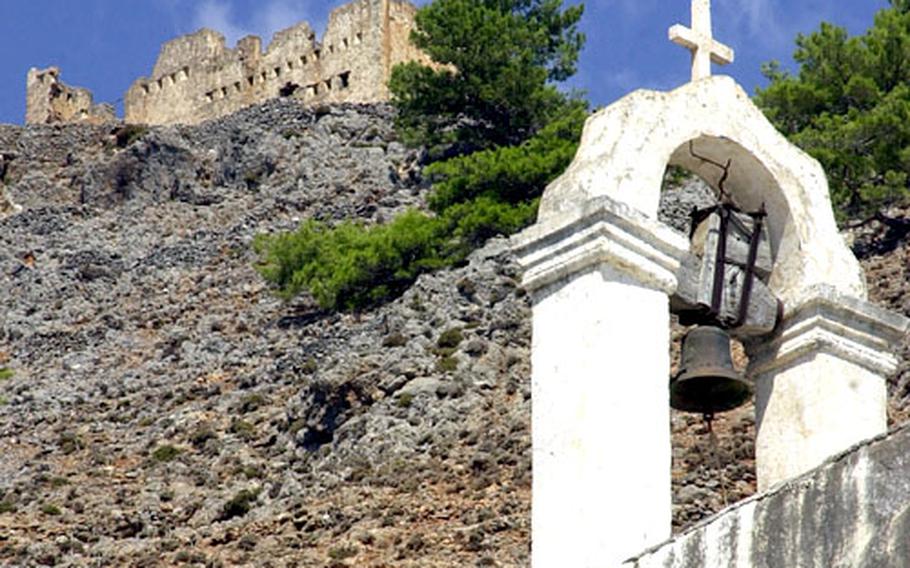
[125,0,423,125]
[26,0,426,126]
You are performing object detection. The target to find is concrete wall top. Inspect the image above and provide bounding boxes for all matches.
[624,423,910,568]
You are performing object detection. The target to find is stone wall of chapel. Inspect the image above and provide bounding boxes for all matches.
[625,424,910,568]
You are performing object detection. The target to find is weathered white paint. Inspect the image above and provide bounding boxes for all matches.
[849,454,875,566]
[517,69,910,566]
[748,286,909,489]
[669,0,733,81]
[624,426,910,568]
[538,76,866,306]
[513,197,689,567]
[733,501,756,568]
[624,498,760,568]
[531,268,670,567]
[534,75,909,491]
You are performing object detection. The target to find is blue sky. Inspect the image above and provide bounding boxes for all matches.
[0,0,892,125]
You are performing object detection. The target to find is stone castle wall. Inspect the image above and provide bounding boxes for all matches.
[25,68,116,125]
[24,0,424,126]
[123,0,423,125]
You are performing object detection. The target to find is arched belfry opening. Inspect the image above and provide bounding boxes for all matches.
[658,160,760,530]
[514,0,908,564]
[513,76,908,567]
[666,136,793,301]
[537,76,866,305]
[668,137,787,253]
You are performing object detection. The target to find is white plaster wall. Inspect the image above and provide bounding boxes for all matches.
[745,286,907,489]
[753,353,886,491]
[624,426,910,568]
[531,265,671,567]
[526,75,909,496]
[518,75,910,566]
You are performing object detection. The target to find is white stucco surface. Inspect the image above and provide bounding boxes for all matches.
[669,0,733,82]
[748,285,909,489]
[514,72,910,566]
[624,426,910,568]
[538,76,866,306]
[514,197,688,567]
[531,267,672,566]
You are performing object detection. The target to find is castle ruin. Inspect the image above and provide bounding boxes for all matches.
[26,67,116,125]
[26,0,426,126]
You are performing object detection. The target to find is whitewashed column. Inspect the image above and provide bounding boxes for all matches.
[513,196,689,568]
[747,285,909,490]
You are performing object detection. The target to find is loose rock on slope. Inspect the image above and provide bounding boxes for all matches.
[0,100,907,566]
[0,101,532,567]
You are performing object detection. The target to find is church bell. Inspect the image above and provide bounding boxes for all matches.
[670,325,752,414]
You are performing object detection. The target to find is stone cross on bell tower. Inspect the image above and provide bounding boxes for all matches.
[670,0,734,80]
[513,4,909,564]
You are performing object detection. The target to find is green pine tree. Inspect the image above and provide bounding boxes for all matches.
[255,0,588,311]
[389,0,585,154]
[756,0,910,217]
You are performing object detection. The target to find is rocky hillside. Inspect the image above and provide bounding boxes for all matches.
[0,100,907,567]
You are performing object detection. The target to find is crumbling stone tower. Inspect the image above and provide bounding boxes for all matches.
[124,0,423,125]
[25,67,116,125]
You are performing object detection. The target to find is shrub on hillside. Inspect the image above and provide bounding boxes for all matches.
[254,109,583,311]
[254,0,588,311]
[255,210,450,310]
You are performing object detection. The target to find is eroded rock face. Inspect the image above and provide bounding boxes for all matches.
[0,100,534,567]
[0,188,19,218]
[854,207,910,425]
[0,99,906,567]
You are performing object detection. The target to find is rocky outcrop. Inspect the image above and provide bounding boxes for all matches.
[0,99,906,566]
[0,100,532,566]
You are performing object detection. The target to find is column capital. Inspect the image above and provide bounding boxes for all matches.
[748,284,910,377]
[512,196,689,295]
